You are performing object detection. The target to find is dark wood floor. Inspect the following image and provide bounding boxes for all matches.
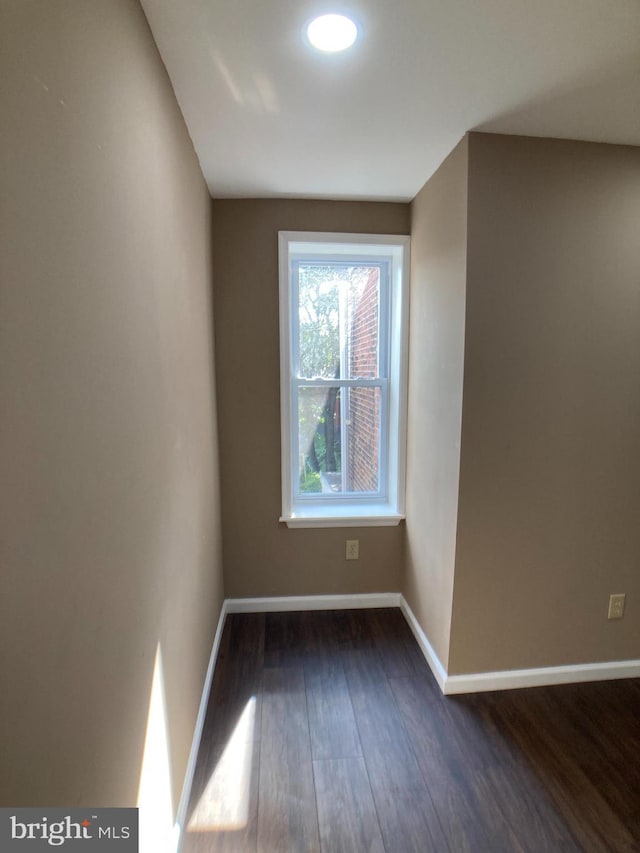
[181,609,640,853]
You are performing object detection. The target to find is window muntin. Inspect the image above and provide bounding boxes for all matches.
[279,232,409,527]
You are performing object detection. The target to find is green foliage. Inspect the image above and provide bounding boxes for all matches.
[298,264,340,379]
[299,469,322,493]
[297,262,373,379]
[310,429,341,472]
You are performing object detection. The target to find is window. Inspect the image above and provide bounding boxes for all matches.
[279,232,410,527]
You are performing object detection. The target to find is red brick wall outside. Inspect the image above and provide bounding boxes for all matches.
[348,267,380,492]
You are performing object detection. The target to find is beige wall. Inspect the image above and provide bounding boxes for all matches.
[404,139,468,667]
[0,0,224,819]
[212,200,410,598]
[449,133,640,673]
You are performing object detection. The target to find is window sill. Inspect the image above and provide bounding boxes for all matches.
[280,507,404,528]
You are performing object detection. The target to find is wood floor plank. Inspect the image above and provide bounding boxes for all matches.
[324,609,368,650]
[439,692,584,852]
[341,608,377,650]
[389,676,526,853]
[342,649,449,853]
[485,688,637,852]
[368,608,431,678]
[300,611,357,664]
[258,667,320,853]
[183,613,265,852]
[305,659,362,761]
[204,613,264,734]
[264,611,307,668]
[188,613,264,821]
[550,681,640,837]
[263,610,346,666]
[313,758,384,853]
[183,734,260,853]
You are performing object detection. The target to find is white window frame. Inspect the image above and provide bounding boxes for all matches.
[279,231,410,528]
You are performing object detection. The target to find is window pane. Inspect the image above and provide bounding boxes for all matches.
[297,385,381,495]
[346,386,382,493]
[298,386,342,494]
[297,264,380,379]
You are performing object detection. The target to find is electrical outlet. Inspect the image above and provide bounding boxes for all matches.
[608,593,626,620]
[346,539,359,560]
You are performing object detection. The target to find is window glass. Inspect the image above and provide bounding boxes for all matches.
[297,264,381,380]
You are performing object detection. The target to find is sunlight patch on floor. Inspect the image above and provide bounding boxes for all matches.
[187,696,256,833]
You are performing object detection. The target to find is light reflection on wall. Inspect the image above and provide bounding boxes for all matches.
[137,644,176,853]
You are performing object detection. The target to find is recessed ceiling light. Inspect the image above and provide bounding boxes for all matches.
[306,14,358,53]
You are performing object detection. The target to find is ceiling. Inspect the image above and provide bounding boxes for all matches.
[140,0,640,202]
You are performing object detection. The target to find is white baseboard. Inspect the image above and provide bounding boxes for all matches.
[226,592,402,613]
[398,594,640,695]
[443,658,640,694]
[173,598,229,852]
[398,595,448,692]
